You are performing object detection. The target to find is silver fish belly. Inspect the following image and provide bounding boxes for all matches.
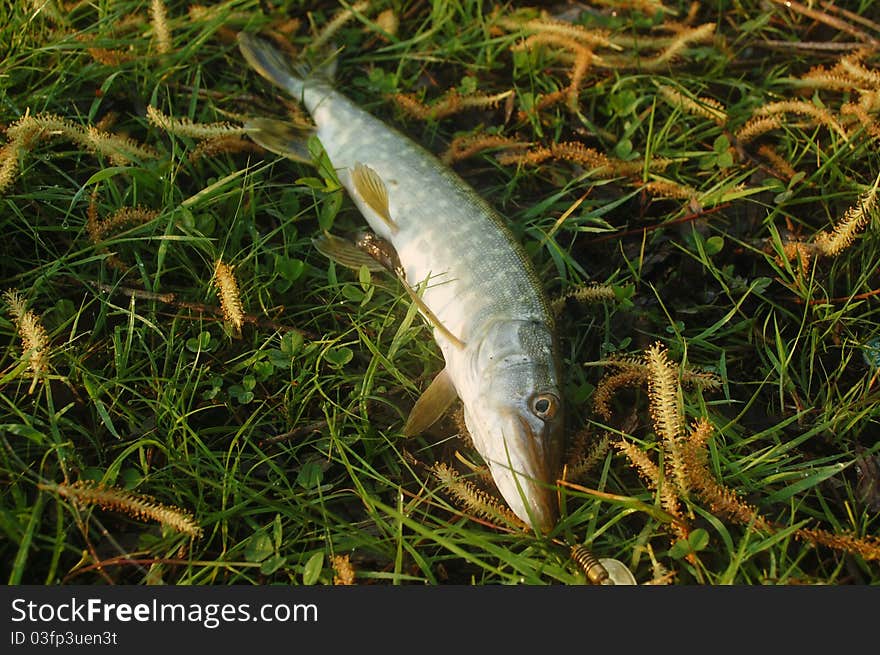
[239,33,564,532]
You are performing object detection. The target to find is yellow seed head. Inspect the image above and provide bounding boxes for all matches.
[814,173,880,257]
[150,0,172,54]
[213,259,244,334]
[331,554,356,585]
[3,289,50,391]
[44,480,202,538]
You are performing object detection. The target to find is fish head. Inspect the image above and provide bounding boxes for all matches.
[460,319,563,533]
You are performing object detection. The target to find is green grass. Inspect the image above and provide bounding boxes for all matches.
[2,0,879,585]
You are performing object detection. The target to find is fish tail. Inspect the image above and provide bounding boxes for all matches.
[237,32,306,97]
[237,32,337,98]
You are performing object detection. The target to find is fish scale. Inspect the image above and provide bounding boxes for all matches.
[239,33,564,531]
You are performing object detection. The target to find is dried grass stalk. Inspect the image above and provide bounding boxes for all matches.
[564,431,612,481]
[430,462,527,530]
[7,112,158,165]
[147,106,247,139]
[43,480,202,538]
[150,0,172,54]
[813,171,880,256]
[657,85,727,125]
[392,89,513,121]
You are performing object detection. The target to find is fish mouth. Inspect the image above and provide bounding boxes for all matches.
[487,413,559,533]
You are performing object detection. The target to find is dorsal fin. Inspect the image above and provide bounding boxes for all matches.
[351,163,398,233]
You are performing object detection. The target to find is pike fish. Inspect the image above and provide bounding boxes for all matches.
[238,33,563,532]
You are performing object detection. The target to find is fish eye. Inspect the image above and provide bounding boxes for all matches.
[530,393,559,420]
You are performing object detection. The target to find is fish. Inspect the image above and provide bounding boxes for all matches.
[238,33,563,532]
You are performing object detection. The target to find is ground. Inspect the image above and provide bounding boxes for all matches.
[1,0,879,585]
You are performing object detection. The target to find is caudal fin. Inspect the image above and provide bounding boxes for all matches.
[237,32,305,97]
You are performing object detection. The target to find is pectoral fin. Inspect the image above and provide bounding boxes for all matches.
[352,163,398,233]
[245,117,315,163]
[354,232,404,277]
[403,368,458,437]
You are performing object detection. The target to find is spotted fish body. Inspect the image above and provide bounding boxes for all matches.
[239,34,563,531]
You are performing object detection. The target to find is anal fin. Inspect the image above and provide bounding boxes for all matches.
[245,117,315,163]
[313,232,386,272]
[403,368,458,437]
